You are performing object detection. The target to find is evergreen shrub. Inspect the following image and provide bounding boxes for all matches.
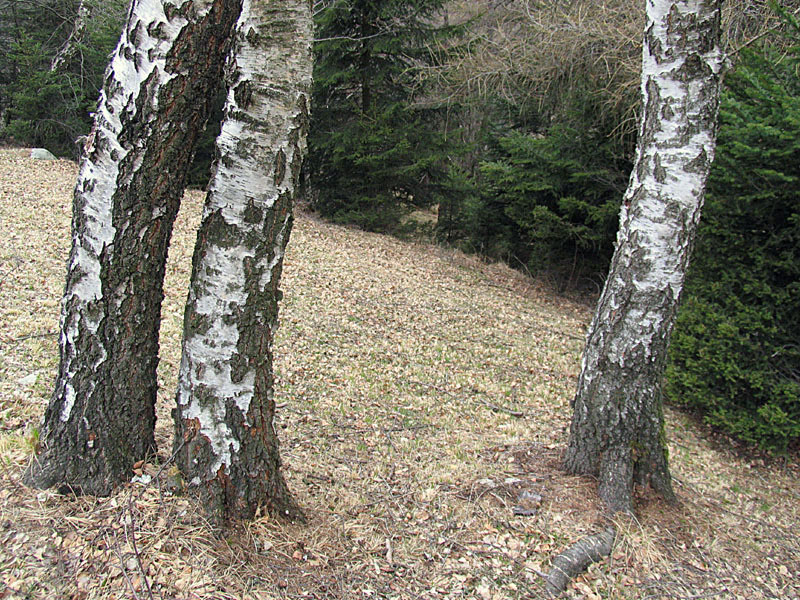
[5,41,94,155]
[472,124,627,290]
[1,0,125,156]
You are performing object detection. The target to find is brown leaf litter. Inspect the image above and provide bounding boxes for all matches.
[0,147,798,599]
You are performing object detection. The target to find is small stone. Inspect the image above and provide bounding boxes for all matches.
[17,373,38,386]
[512,488,543,516]
[518,490,542,504]
[30,148,57,160]
[512,506,538,517]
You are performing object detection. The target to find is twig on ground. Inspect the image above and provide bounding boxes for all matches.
[406,379,457,397]
[124,493,157,600]
[7,330,58,343]
[406,379,528,417]
[643,589,728,600]
[478,399,527,418]
[106,530,142,600]
[381,429,398,452]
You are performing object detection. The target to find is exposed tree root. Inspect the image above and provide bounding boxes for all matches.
[544,527,616,597]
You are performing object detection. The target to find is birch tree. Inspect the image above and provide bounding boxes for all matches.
[563,0,724,514]
[173,0,313,521]
[26,0,243,494]
[49,0,91,73]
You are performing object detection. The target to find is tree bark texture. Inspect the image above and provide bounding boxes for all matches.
[544,528,616,597]
[26,0,243,495]
[173,0,313,521]
[564,0,723,514]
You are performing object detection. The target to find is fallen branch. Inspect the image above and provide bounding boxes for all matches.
[478,399,526,418]
[544,527,616,597]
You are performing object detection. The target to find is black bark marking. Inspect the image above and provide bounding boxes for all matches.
[234,80,253,109]
[273,148,286,186]
[243,197,263,224]
[653,153,666,183]
[684,147,709,174]
[245,27,259,46]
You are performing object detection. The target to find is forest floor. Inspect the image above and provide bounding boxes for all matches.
[0,147,798,600]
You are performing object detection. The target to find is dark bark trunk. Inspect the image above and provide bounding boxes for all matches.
[563,0,723,514]
[26,0,243,495]
[173,0,313,522]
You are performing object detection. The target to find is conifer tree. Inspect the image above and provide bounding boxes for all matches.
[307,0,462,231]
[0,0,126,155]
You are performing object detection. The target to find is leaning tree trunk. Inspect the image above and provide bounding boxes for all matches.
[563,0,724,515]
[173,0,313,521]
[50,0,90,73]
[26,0,243,495]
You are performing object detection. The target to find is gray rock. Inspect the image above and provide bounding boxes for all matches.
[512,489,543,517]
[30,148,57,160]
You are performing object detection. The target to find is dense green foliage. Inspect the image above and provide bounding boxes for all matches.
[0,0,125,156]
[0,0,220,184]
[462,122,629,290]
[430,1,639,290]
[667,27,800,450]
[307,0,466,232]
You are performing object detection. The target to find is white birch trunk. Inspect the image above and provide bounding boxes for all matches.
[564,0,724,514]
[173,0,313,521]
[50,0,91,73]
[27,0,242,495]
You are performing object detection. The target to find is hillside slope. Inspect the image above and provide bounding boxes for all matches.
[0,148,798,599]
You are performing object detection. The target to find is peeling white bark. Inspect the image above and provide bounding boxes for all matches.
[565,0,724,513]
[58,0,195,423]
[175,0,313,500]
[50,0,91,73]
[586,0,723,377]
[29,0,244,496]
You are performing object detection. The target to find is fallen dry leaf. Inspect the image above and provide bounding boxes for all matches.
[0,147,798,600]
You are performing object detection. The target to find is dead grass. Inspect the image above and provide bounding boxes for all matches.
[0,147,798,600]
